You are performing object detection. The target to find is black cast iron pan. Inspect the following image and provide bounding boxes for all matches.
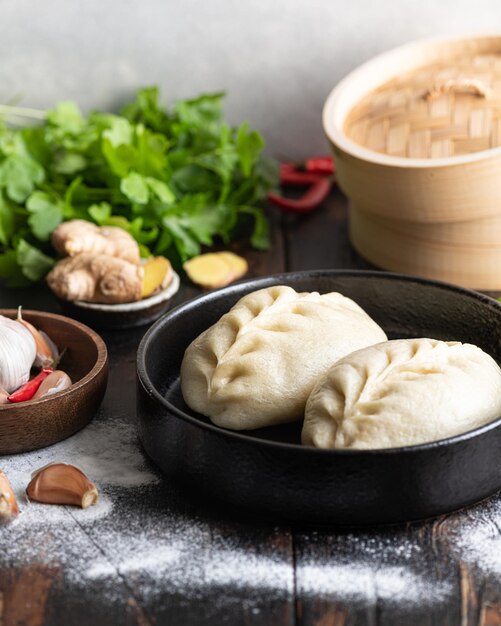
[136,270,501,525]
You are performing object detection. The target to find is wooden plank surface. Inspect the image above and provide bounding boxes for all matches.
[0,206,293,626]
[0,190,501,625]
[283,190,501,626]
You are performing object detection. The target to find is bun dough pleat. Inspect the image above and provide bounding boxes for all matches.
[181,285,387,430]
[302,338,501,449]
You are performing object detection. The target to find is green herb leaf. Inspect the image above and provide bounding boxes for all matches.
[154,227,173,254]
[0,86,277,285]
[145,177,175,203]
[0,249,30,287]
[0,193,14,246]
[239,205,271,250]
[102,116,133,147]
[120,171,149,204]
[16,238,55,281]
[53,152,87,174]
[162,215,201,260]
[102,138,136,178]
[102,215,132,230]
[0,154,45,203]
[63,177,85,219]
[249,209,270,250]
[175,92,225,129]
[26,191,63,240]
[120,87,170,133]
[88,202,112,224]
[236,122,265,177]
[47,101,85,134]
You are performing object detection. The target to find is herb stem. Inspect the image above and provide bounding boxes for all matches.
[0,104,47,120]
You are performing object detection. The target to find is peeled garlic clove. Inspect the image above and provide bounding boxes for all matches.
[26,463,98,508]
[39,331,60,366]
[32,370,72,400]
[0,470,19,522]
[0,315,36,393]
[16,307,57,368]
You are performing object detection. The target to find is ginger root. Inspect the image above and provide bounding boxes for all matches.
[48,219,174,304]
[183,251,248,289]
[47,253,143,304]
[52,220,140,265]
[47,253,173,304]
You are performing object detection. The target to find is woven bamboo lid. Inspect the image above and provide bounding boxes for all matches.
[344,52,501,159]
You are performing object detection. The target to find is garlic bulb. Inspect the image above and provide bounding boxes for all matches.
[0,315,36,393]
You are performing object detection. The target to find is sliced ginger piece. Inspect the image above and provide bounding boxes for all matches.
[184,254,232,289]
[218,252,249,282]
[184,251,248,289]
[141,256,173,298]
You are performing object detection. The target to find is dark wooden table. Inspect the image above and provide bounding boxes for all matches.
[1,190,501,626]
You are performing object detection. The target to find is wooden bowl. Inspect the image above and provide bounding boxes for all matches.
[0,310,108,454]
[137,270,501,525]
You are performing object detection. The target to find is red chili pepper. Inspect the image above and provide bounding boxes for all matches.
[268,156,335,213]
[8,368,54,403]
[298,155,335,176]
[267,177,331,213]
[279,163,326,186]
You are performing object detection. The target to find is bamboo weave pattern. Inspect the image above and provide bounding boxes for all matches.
[345,53,501,158]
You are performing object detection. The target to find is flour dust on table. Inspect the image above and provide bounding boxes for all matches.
[296,534,454,607]
[2,413,160,526]
[446,495,501,578]
[3,405,501,611]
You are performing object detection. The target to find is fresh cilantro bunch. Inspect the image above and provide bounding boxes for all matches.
[0,87,278,286]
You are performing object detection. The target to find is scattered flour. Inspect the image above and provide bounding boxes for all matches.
[443,494,501,579]
[292,528,454,607]
[0,408,295,602]
[2,401,501,608]
[298,562,452,605]
[1,412,159,527]
[83,542,294,594]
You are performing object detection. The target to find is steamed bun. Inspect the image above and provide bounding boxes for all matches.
[302,338,501,449]
[181,285,387,430]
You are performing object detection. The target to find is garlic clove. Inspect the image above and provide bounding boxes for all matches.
[0,386,9,405]
[39,330,60,365]
[0,315,36,393]
[16,307,58,368]
[32,370,72,400]
[26,463,99,508]
[0,470,19,522]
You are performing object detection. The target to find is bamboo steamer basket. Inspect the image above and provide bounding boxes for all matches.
[350,207,501,288]
[323,35,501,289]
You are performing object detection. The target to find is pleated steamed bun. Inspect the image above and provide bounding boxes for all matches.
[181,285,387,430]
[302,338,501,449]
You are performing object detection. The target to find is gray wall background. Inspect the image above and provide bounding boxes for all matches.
[1,0,499,158]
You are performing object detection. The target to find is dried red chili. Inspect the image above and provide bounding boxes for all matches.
[267,177,331,213]
[8,368,54,403]
[267,157,335,213]
[299,156,335,176]
[279,163,325,186]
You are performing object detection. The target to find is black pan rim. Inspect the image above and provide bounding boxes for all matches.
[137,268,501,457]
